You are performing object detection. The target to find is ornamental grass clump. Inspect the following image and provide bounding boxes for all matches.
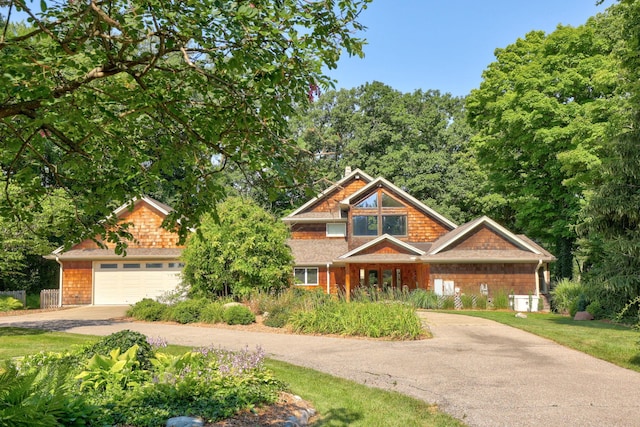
[289,301,423,340]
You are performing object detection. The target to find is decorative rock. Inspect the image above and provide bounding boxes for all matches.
[574,311,594,321]
[515,312,527,318]
[166,416,204,427]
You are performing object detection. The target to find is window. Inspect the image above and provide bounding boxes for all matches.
[294,267,318,286]
[355,193,378,208]
[146,263,163,269]
[326,223,347,237]
[353,215,378,236]
[382,192,404,208]
[100,263,118,269]
[168,262,185,269]
[382,215,407,235]
[123,263,141,269]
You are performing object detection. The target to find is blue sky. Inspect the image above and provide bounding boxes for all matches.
[328,0,616,97]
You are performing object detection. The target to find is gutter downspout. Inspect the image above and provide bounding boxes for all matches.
[535,259,543,297]
[326,262,331,295]
[55,256,63,307]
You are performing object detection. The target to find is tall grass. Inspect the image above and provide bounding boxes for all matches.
[289,301,424,340]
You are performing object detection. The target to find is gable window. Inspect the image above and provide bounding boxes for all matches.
[382,192,404,208]
[326,223,347,237]
[294,267,318,286]
[356,193,378,209]
[353,215,378,236]
[352,190,408,237]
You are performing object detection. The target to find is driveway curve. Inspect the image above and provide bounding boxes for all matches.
[2,307,640,427]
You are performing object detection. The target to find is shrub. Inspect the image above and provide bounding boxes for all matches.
[409,290,438,309]
[26,293,40,309]
[461,294,474,309]
[223,305,256,325]
[263,305,291,328]
[476,295,488,309]
[569,293,589,317]
[0,296,23,312]
[586,300,604,319]
[491,290,510,310]
[84,330,154,370]
[127,298,167,321]
[171,298,210,324]
[200,301,226,323]
[440,296,455,310]
[550,279,584,314]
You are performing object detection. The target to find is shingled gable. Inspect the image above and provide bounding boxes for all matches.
[282,168,374,222]
[339,176,458,230]
[339,234,426,259]
[426,216,556,262]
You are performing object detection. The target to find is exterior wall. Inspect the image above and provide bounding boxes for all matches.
[358,241,407,255]
[290,223,328,240]
[61,261,93,305]
[449,226,519,251]
[306,178,368,213]
[429,263,538,296]
[72,202,183,250]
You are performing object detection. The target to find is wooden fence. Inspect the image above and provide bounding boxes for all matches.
[40,289,59,309]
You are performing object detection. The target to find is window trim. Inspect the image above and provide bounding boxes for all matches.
[294,267,319,286]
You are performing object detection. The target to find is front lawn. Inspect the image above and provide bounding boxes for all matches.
[1,327,464,427]
[453,311,640,372]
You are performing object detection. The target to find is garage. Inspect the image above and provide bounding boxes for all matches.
[93,261,184,305]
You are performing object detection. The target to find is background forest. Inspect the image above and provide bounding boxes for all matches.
[2,1,640,318]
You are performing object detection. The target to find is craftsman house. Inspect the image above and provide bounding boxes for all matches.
[46,197,184,306]
[283,168,555,308]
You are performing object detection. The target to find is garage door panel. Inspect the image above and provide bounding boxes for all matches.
[94,261,182,305]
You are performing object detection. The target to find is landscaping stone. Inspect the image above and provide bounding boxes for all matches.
[223,302,242,309]
[166,416,204,427]
[574,311,594,321]
[515,312,527,318]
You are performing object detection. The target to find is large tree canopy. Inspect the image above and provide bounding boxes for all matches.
[290,81,492,223]
[466,8,625,278]
[579,0,640,314]
[0,0,370,249]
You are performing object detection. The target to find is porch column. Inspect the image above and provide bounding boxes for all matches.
[345,264,351,302]
[416,263,425,290]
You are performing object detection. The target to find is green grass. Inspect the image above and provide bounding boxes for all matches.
[454,311,640,372]
[0,327,464,426]
[265,359,464,427]
[0,327,99,359]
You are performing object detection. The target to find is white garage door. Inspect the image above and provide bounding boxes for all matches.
[93,261,183,305]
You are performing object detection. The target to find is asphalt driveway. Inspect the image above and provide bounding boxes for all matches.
[2,307,639,427]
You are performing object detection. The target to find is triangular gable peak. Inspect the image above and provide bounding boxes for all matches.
[54,196,181,253]
[340,177,457,230]
[339,234,425,259]
[429,216,541,255]
[283,168,374,222]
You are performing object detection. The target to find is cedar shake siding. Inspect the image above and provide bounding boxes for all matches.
[71,202,183,250]
[429,263,538,296]
[61,261,92,305]
[448,225,520,251]
[305,178,368,214]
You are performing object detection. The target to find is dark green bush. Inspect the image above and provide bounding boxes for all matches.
[586,300,604,319]
[171,298,210,324]
[223,305,256,325]
[570,293,589,317]
[127,298,167,321]
[263,305,291,328]
[200,301,225,323]
[84,330,154,369]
